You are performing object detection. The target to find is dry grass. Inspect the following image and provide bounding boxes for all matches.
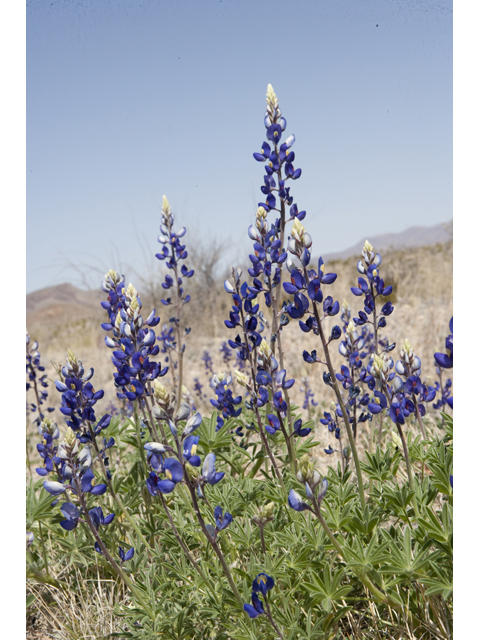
[27,570,130,639]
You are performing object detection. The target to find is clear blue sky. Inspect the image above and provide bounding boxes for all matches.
[26,0,452,293]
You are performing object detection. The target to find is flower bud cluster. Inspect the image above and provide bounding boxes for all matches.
[156,195,194,311]
[145,430,225,500]
[300,375,318,414]
[55,350,111,439]
[351,242,394,330]
[247,209,287,308]
[100,272,168,402]
[287,219,313,267]
[433,373,453,411]
[388,340,436,423]
[288,455,328,512]
[153,381,176,419]
[202,350,214,377]
[40,411,115,552]
[252,501,275,528]
[210,373,242,431]
[26,333,55,424]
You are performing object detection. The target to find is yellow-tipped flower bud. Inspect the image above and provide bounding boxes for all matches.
[154,381,170,403]
[125,283,137,301]
[40,417,57,437]
[234,370,250,387]
[298,454,315,484]
[391,432,402,449]
[185,462,200,481]
[256,206,268,221]
[292,218,305,244]
[266,84,278,111]
[104,268,121,290]
[373,354,389,380]
[64,427,77,448]
[67,349,78,368]
[259,338,272,360]
[401,339,413,358]
[162,195,171,216]
[346,320,356,340]
[363,240,373,254]
[261,502,275,519]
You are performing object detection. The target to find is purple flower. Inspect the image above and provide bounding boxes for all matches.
[214,506,233,531]
[244,592,265,618]
[434,317,453,369]
[288,489,310,512]
[119,546,135,563]
[59,502,80,530]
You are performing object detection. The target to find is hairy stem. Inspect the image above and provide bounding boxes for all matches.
[159,492,213,588]
[310,298,366,509]
[265,598,285,640]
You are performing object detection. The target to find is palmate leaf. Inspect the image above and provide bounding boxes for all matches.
[294,433,321,457]
[419,561,453,599]
[196,410,235,453]
[377,527,435,580]
[343,533,388,574]
[303,565,352,612]
[321,605,353,634]
[441,412,453,440]
[380,483,416,519]
[26,479,58,527]
[322,497,354,531]
[344,505,381,536]
[417,504,452,548]
[360,445,401,483]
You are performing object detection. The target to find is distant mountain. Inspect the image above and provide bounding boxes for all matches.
[322,221,452,264]
[26,222,453,318]
[26,282,103,317]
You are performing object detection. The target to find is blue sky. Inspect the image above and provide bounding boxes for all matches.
[26,0,452,293]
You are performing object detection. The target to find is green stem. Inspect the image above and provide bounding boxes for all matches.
[311,299,366,509]
[412,395,427,439]
[265,598,285,640]
[313,503,393,606]
[86,422,154,559]
[133,409,149,476]
[75,477,155,620]
[184,475,244,611]
[276,410,296,475]
[38,521,49,574]
[159,493,213,588]
[382,388,420,518]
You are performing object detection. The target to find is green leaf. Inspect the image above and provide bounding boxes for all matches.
[26,594,36,608]
[27,567,65,590]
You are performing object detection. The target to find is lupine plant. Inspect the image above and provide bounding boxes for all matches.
[27,85,452,640]
[26,333,55,427]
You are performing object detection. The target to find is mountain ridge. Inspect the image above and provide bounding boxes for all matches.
[26,221,452,317]
[321,221,452,263]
